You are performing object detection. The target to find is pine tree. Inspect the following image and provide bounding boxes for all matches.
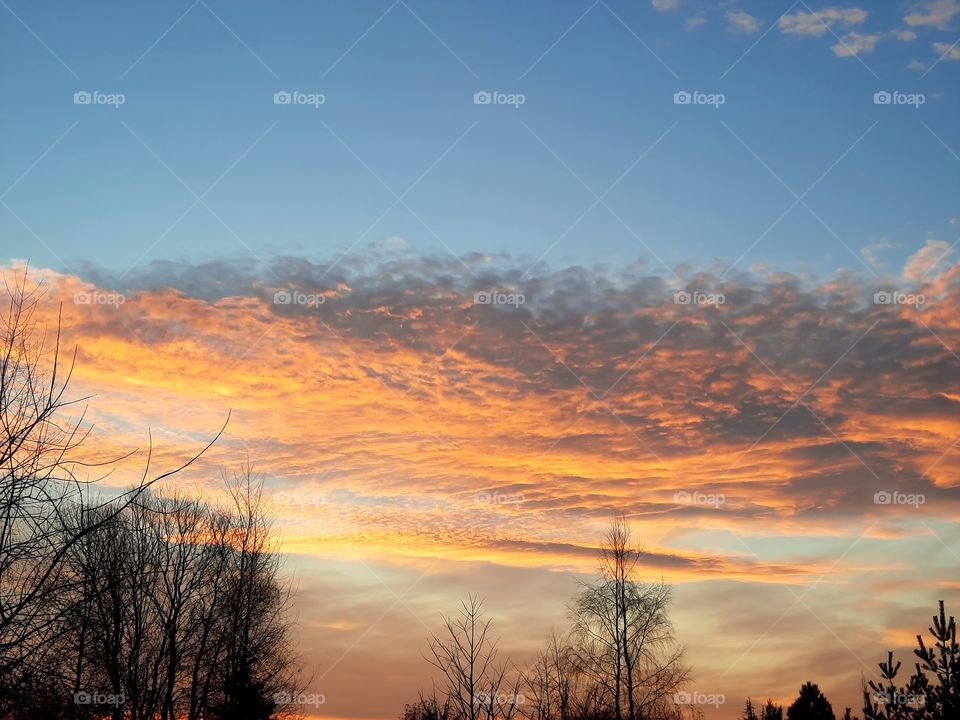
[863,601,959,720]
[211,658,277,720]
[743,698,759,720]
[762,699,784,720]
[787,683,835,720]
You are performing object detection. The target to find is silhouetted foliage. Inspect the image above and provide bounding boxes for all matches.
[787,683,835,720]
[863,601,959,720]
[0,276,300,719]
[411,517,688,720]
[762,700,784,720]
[568,516,689,720]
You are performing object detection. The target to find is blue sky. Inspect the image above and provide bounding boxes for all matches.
[2,0,959,281]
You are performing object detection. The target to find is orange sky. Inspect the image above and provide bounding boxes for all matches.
[9,257,960,719]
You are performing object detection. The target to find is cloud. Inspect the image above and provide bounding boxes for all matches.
[907,58,929,70]
[903,239,955,281]
[832,31,882,56]
[905,0,960,28]
[860,239,898,272]
[932,40,960,59]
[892,28,919,41]
[685,15,707,29]
[651,0,680,11]
[779,7,868,37]
[727,9,760,34]
[10,255,960,719]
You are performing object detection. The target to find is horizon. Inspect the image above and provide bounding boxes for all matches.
[2,2,959,720]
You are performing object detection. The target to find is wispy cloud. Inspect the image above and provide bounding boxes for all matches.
[832,31,883,56]
[727,9,761,34]
[904,0,960,28]
[932,40,960,59]
[779,7,868,37]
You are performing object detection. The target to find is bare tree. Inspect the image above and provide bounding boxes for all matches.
[427,596,522,720]
[0,274,226,704]
[522,633,578,720]
[570,516,689,720]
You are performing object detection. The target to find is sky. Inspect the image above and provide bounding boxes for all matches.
[2,1,960,719]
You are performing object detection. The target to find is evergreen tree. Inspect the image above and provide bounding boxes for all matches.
[743,698,759,720]
[211,658,277,720]
[787,683,835,720]
[762,699,784,720]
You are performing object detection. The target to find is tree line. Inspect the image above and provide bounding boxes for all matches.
[0,278,301,719]
[404,516,959,720]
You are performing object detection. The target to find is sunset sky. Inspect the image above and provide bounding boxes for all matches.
[2,1,960,719]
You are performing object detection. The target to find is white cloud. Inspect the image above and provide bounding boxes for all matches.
[726,9,760,33]
[832,31,882,56]
[905,0,960,28]
[932,41,960,59]
[685,15,707,29]
[861,239,898,272]
[907,59,929,70]
[651,0,680,11]
[892,28,919,41]
[903,239,954,282]
[779,7,868,37]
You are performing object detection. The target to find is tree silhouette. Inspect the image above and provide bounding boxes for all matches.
[761,700,784,720]
[863,601,959,720]
[787,683,835,720]
[569,516,689,720]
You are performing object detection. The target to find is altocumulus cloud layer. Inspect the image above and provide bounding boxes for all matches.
[9,252,960,718]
